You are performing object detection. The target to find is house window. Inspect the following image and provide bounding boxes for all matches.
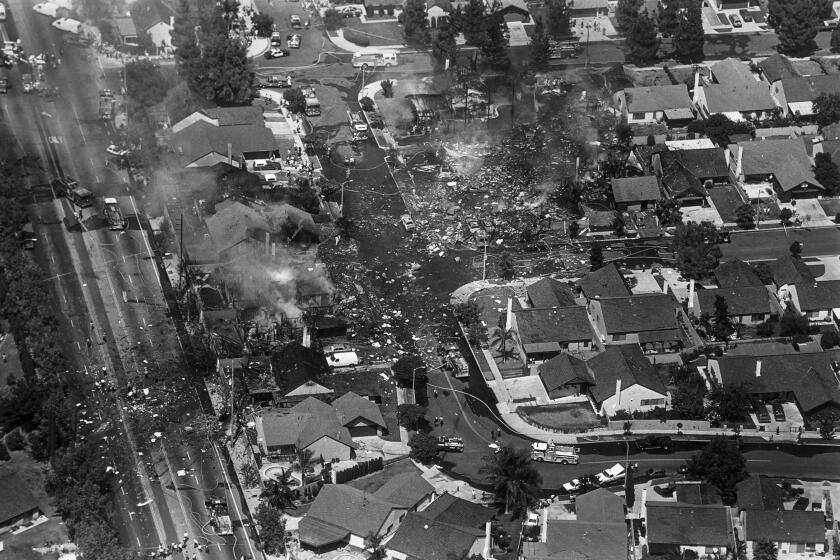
[613,334,626,342]
[750,313,765,322]
[641,398,665,407]
[704,547,719,555]
[581,340,590,348]
[789,543,805,553]
[631,112,646,120]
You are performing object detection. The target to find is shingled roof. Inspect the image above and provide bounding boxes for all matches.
[743,510,825,543]
[0,472,40,525]
[623,85,693,113]
[757,54,799,83]
[526,277,577,308]
[594,293,680,334]
[735,139,823,192]
[769,254,815,286]
[577,264,631,299]
[523,520,627,560]
[792,280,840,312]
[386,513,484,560]
[587,345,668,404]
[714,259,764,288]
[420,493,495,528]
[333,391,386,429]
[736,476,784,511]
[646,502,732,547]
[611,176,662,204]
[575,488,625,523]
[538,353,595,393]
[658,148,730,179]
[695,286,773,317]
[514,306,596,351]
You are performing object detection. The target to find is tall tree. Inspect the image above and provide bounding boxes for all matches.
[432,19,457,69]
[753,541,778,560]
[255,504,286,556]
[710,295,734,342]
[832,24,840,53]
[672,0,705,62]
[461,0,488,45]
[626,11,659,63]
[480,445,542,517]
[401,0,430,45]
[768,0,820,55]
[672,221,721,279]
[545,0,571,40]
[735,203,755,229]
[656,0,680,37]
[814,152,840,196]
[589,243,604,271]
[779,308,810,337]
[481,13,510,69]
[624,463,635,509]
[530,17,551,68]
[813,93,840,127]
[688,436,748,505]
[408,432,440,464]
[498,252,516,279]
[616,0,643,31]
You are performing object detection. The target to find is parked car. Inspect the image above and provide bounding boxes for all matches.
[730,14,742,27]
[635,435,673,453]
[339,6,362,17]
[752,403,771,423]
[400,214,415,231]
[288,34,301,48]
[290,14,302,28]
[772,402,786,422]
[262,74,292,88]
[264,47,290,59]
[596,463,626,485]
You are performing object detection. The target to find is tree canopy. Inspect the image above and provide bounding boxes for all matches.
[480,445,542,517]
[710,295,735,341]
[401,0,431,45]
[458,0,488,45]
[481,13,510,69]
[408,432,440,464]
[256,504,287,556]
[813,93,840,127]
[672,221,722,279]
[432,19,457,69]
[626,12,659,63]
[814,152,840,196]
[530,17,551,68]
[616,0,643,31]
[768,0,820,55]
[589,243,604,271]
[545,0,571,39]
[672,0,705,62]
[688,436,748,505]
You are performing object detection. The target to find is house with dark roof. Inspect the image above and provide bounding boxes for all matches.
[757,54,800,84]
[770,74,840,118]
[587,345,669,416]
[420,492,496,529]
[691,286,776,325]
[587,293,686,353]
[643,502,735,557]
[0,472,42,534]
[108,16,139,46]
[674,482,723,505]
[370,473,436,512]
[255,397,361,462]
[707,350,840,418]
[298,484,408,550]
[522,520,628,560]
[787,280,840,323]
[385,513,487,560]
[735,476,784,511]
[512,306,598,365]
[526,277,577,308]
[611,176,662,211]
[576,264,631,299]
[728,139,823,199]
[575,488,625,524]
[364,0,400,16]
[242,342,333,405]
[333,392,387,437]
[709,58,756,87]
[538,353,595,399]
[742,510,826,556]
[694,81,776,123]
[713,259,764,288]
[616,85,695,125]
[770,254,815,297]
[652,148,730,206]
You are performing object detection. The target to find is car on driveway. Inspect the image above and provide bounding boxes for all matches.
[264,47,290,59]
[288,34,301,48]
[339,6,362,17]
[730,14,742,27]
[752,403,771,423]
[739,9,753,22]
[772,402,786,422]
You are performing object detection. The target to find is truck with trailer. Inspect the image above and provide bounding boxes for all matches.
[103,198,127,230]
[531,441,580,464]
[98,89,115,120]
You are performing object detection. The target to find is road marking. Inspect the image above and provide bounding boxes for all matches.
[72,104,87,145]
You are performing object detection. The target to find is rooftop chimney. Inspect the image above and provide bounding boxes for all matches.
[755,360,762,378]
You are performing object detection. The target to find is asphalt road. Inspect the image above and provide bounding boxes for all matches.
[2,2,259,558]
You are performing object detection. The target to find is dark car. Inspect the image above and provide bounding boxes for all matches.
[772,402,786,422]
[753,403,771,423]
[635,435,673,453]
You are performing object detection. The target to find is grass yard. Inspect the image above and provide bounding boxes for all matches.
[343,19,404,46]
[331,370,401,440]
[707,185,746,224]
[519,403,603,431]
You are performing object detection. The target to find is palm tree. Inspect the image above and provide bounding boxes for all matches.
[480,445,542,518]
[490,326,517,362]
[260,476,296,511]
[365,532,386,560]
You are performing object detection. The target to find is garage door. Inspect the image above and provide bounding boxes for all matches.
[349,425,378,437]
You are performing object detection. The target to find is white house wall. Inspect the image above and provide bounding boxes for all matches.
[600,384,668,416]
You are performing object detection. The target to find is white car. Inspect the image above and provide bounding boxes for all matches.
[52,17,81,34]
[106,145,128,158]
[33,2,60,17]
[596,463,626,485]
[288,34,301,48]
[400,214,415,231]
[562,479,582,493]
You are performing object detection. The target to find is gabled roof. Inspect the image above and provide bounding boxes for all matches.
[0,472,40,524]
[333,391,386,428]
[695,286,773,316]
[386,512,484,560]
[575,488,625,524]
[587,345,668,404]
[527,277,577,308]
[645,502,732,547]
[757,54,799,83]
[736,476,784,511]
[372,472,435,509]
[769,254,815,286]
[568,0,610,9]
[539,353,595,393]
[623,85,693,113]
[711,57,756,86]
[611,175,662,203]
[714,259,764,288]
[257,398,358,451]
[111,16,138,38]
[204,106,265,126]
[594,293,680,334]
[514,306,596,350]
[659,148,730,179]
[781,74,840,103]
[743,510,825,543]
[171,120,277,167]
[270,342,332,397]
[300,485,405,545]
[793,280,840,311]
[577,264,631,299]
[735,138,823,192]
[675,481,723,505]
[661,161,710,199]
[522,520,627,560]
[420,492,495,528]
[712,350,840,413]
[702,83,776,114]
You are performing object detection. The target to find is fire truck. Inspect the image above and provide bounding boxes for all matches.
[205,496,233,535]
[531,441,580,464]
[98,89,115,120]
[437,436,464,453]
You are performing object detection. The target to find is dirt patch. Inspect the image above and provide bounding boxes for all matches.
[623,66,673,87]
[791,59,825,77]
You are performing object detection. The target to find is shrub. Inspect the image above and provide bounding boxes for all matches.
[360,97,375,112]
[343,28,370,47]
[821,330,840,349]
[4,429,25,451]
[0,442,9,461]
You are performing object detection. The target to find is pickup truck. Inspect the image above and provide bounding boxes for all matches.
[103,198,127,230]
[595,463,626,485]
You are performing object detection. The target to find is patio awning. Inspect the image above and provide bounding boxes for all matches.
[664,108,695,120]
[638,329,682,344]
[298,517,350,547]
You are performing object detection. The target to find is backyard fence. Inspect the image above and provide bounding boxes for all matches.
[332,456,384,484]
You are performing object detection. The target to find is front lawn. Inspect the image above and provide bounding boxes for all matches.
[343,19,404,46]
[519,403,604,431]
